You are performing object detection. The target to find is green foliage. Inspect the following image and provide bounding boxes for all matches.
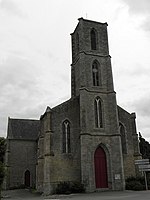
[126,180,144,191]
[70,182,85,193]
[0,137,6,163]
[0,137,6,199]
[126,176,146,191]
[55,181,85,194]
[0,137,6,185]
[139,132,150,159]
[0,163,5,186]
[56,182,71,194]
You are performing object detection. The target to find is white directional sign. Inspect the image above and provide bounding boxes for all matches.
[138,164,150,169]
[141,169,150,172]
[135,159,149,165]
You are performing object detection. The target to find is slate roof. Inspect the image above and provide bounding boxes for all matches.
[7,118,40,140]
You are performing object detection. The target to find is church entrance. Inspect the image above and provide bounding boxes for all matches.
[94,146,108,188]
[24,170,30,188]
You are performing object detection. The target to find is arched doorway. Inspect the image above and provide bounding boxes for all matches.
[94,146,108,188]
[24,170,30,188]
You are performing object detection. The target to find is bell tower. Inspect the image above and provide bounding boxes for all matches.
[71,18,125,192]
[71,17,114,97]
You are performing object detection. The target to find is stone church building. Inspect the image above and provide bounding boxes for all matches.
[4,18,141,194]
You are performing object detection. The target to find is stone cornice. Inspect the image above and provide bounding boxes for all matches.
[79,87,116,94]
[71,51,111,66]
[80,132,120,137]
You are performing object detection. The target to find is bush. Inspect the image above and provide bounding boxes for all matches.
[70,182,85,193]
[56,182,71,194]
[55,181,85,194]
[126,176,145,191]
[126,180,145,191]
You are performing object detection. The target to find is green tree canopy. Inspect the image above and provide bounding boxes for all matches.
[0,137,6,187]
[0,138,6,163]
[139,132,150,159]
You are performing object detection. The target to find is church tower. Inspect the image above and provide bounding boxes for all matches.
[71,18,125,191]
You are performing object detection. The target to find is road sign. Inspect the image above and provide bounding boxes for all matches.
[135,159,149,165]
[138,164,150,169]
[141,169,150,172]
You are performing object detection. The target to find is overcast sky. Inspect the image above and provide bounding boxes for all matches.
[0,0,150,141]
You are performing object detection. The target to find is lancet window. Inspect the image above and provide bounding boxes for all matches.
[91,29,97,50]
[62,120,71,153]
[94,97,103,128]
[92,60,100,86]
[119,122,127,154]
[76,33,79,53]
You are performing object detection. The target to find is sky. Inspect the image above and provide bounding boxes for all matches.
[0,0,150,141]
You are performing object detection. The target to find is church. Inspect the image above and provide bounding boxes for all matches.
[4,18,141,195]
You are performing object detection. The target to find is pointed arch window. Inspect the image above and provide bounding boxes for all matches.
[92,60,100,86]
[76,33,79,53]
[62,120,71,153]
[91,29,97,50]
[95,97,103,128]
[119,123,127,154]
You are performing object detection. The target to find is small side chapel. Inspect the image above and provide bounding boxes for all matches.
[5,18,141,194]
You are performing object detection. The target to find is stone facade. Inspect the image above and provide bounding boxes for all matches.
[5,18,141,194]
[4,118,40,189]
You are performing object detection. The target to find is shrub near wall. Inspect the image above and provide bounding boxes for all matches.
[126,176,147,191]
[55,181,85,194]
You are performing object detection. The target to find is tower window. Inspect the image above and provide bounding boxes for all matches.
[95,97,103,128]
[92,61,100,86]
[76,33,79,53]
[91,29,97,50]
[119,123,127,154]
[62,120,71,153]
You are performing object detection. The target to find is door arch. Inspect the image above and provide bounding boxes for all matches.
[94,146,108,188]
[24,170,30,187]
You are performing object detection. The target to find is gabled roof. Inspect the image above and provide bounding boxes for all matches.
[7,118,40,140]
[117,105,131,115]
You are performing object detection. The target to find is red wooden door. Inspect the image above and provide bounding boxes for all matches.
[24,170,30,188]
[94,147,108,188]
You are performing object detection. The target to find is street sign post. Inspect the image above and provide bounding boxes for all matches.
[135,159,150,190]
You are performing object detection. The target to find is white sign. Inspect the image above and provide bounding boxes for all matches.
[138,164,150,169]
[135,159,149,165]
[142,169,150,172]
[115,174,121,180]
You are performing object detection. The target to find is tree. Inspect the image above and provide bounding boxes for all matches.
[0,137,6,199]
[139,132,150,159]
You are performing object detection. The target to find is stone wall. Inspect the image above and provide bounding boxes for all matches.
[37,97,81,194]
[6,139,37,189]
[51,97,81,184]
[118,106,141,178]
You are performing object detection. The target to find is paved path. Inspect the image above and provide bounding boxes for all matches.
[2,189,150,200]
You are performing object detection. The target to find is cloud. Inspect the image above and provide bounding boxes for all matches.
[0,0,25,17]
[0,116,8,136]
[122,0,150,15]
[0,51,71,137]
[136,115,150,142]
[133,95,150,117]
[123,94,150,141]
[140,17,150,31]
[122,0,150,31]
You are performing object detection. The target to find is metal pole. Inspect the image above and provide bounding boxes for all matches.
[144,171,148,190]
